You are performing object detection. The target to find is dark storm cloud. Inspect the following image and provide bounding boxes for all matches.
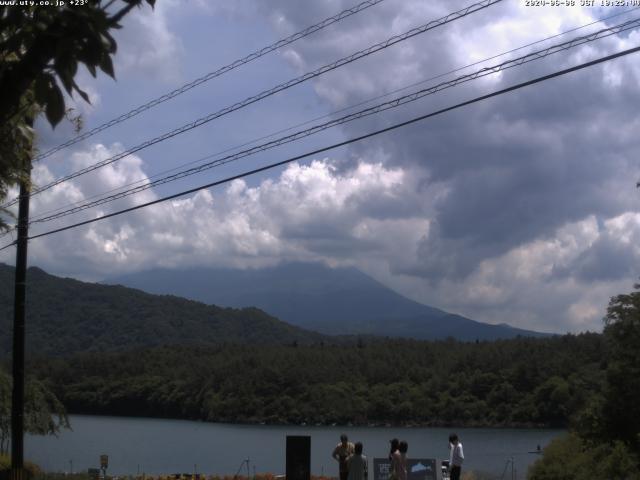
[267,1,640,280]
[569,238,635,281]
[404,63,640,278]
[553,218,640,282]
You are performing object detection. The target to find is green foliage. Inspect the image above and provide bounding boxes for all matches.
[530,282,640,478]
[0,0,155,126]
[601,282,640,454]
[573,282,640,458]
[26,333,605,428]
[0,373,8,455]
[0,453,42,479]
[0,89,35,230]
[0,263,613,429]
[527,433,639,480]
[0,0,155,227]
[0,265,326,356]
[0,369,69,455]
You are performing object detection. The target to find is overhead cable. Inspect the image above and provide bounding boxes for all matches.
[24,5,639,225]
[0,0,503,209]
[31,0,388,162]
[0,44,634,251]
[25,17,640,226]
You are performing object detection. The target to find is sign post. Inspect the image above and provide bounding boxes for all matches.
[373,458,438,480]
[100,454,109,480]
[286,436,311,480]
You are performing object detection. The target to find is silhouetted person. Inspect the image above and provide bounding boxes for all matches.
[347,442,368,480]
[333,433,355,480]
[448,434,464,480]
[388,438,399,461]
[391,441,407,480]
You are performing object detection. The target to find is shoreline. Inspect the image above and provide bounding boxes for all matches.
[27,416,557,480]
[63,412,562,431]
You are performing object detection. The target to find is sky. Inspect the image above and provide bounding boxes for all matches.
[2,0,640,334]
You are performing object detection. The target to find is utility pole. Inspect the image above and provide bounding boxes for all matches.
[11,160,31,480]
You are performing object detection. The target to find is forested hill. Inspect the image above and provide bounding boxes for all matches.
[0,264,326,356]
[29,333,605,428]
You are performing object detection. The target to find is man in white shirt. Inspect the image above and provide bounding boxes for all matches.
[448,433,464,480]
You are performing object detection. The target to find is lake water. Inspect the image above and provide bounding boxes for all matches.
[27,415,563,478]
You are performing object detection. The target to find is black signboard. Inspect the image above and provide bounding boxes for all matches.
[286,435,311,480]
[373,458,437,480]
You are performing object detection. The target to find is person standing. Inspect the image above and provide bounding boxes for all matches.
[448,433,464,480]
[347,442,368,480]
[333,434,355,480]
[388,438,399,461]
[391,441,408,480]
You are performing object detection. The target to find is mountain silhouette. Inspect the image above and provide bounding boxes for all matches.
[107,262,549,340]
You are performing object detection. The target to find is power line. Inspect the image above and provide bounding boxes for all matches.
[2,4,635,136]
[0,0,503,210]
[2,6,636,230]
[31,0,388,162]
[0,44,635,250]
[25,17,640,227]
[23,6,639,226]
[337,6,639,115]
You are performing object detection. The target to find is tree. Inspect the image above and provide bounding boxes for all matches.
[527,433,639,480]
[601,282,640,454]
[0,0,156,227]
[0,369,68,455]
[533,283,640,479]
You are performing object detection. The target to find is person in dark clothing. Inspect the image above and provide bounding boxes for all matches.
[388,438,399,461]
[346,441,368,480]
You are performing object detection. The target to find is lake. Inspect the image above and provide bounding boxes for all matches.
[27,415,563,478]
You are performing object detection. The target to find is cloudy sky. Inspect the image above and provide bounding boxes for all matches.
[2,0,640,334]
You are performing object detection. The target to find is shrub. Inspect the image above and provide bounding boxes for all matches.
[527,433,639,480]
[0,454,42,480]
